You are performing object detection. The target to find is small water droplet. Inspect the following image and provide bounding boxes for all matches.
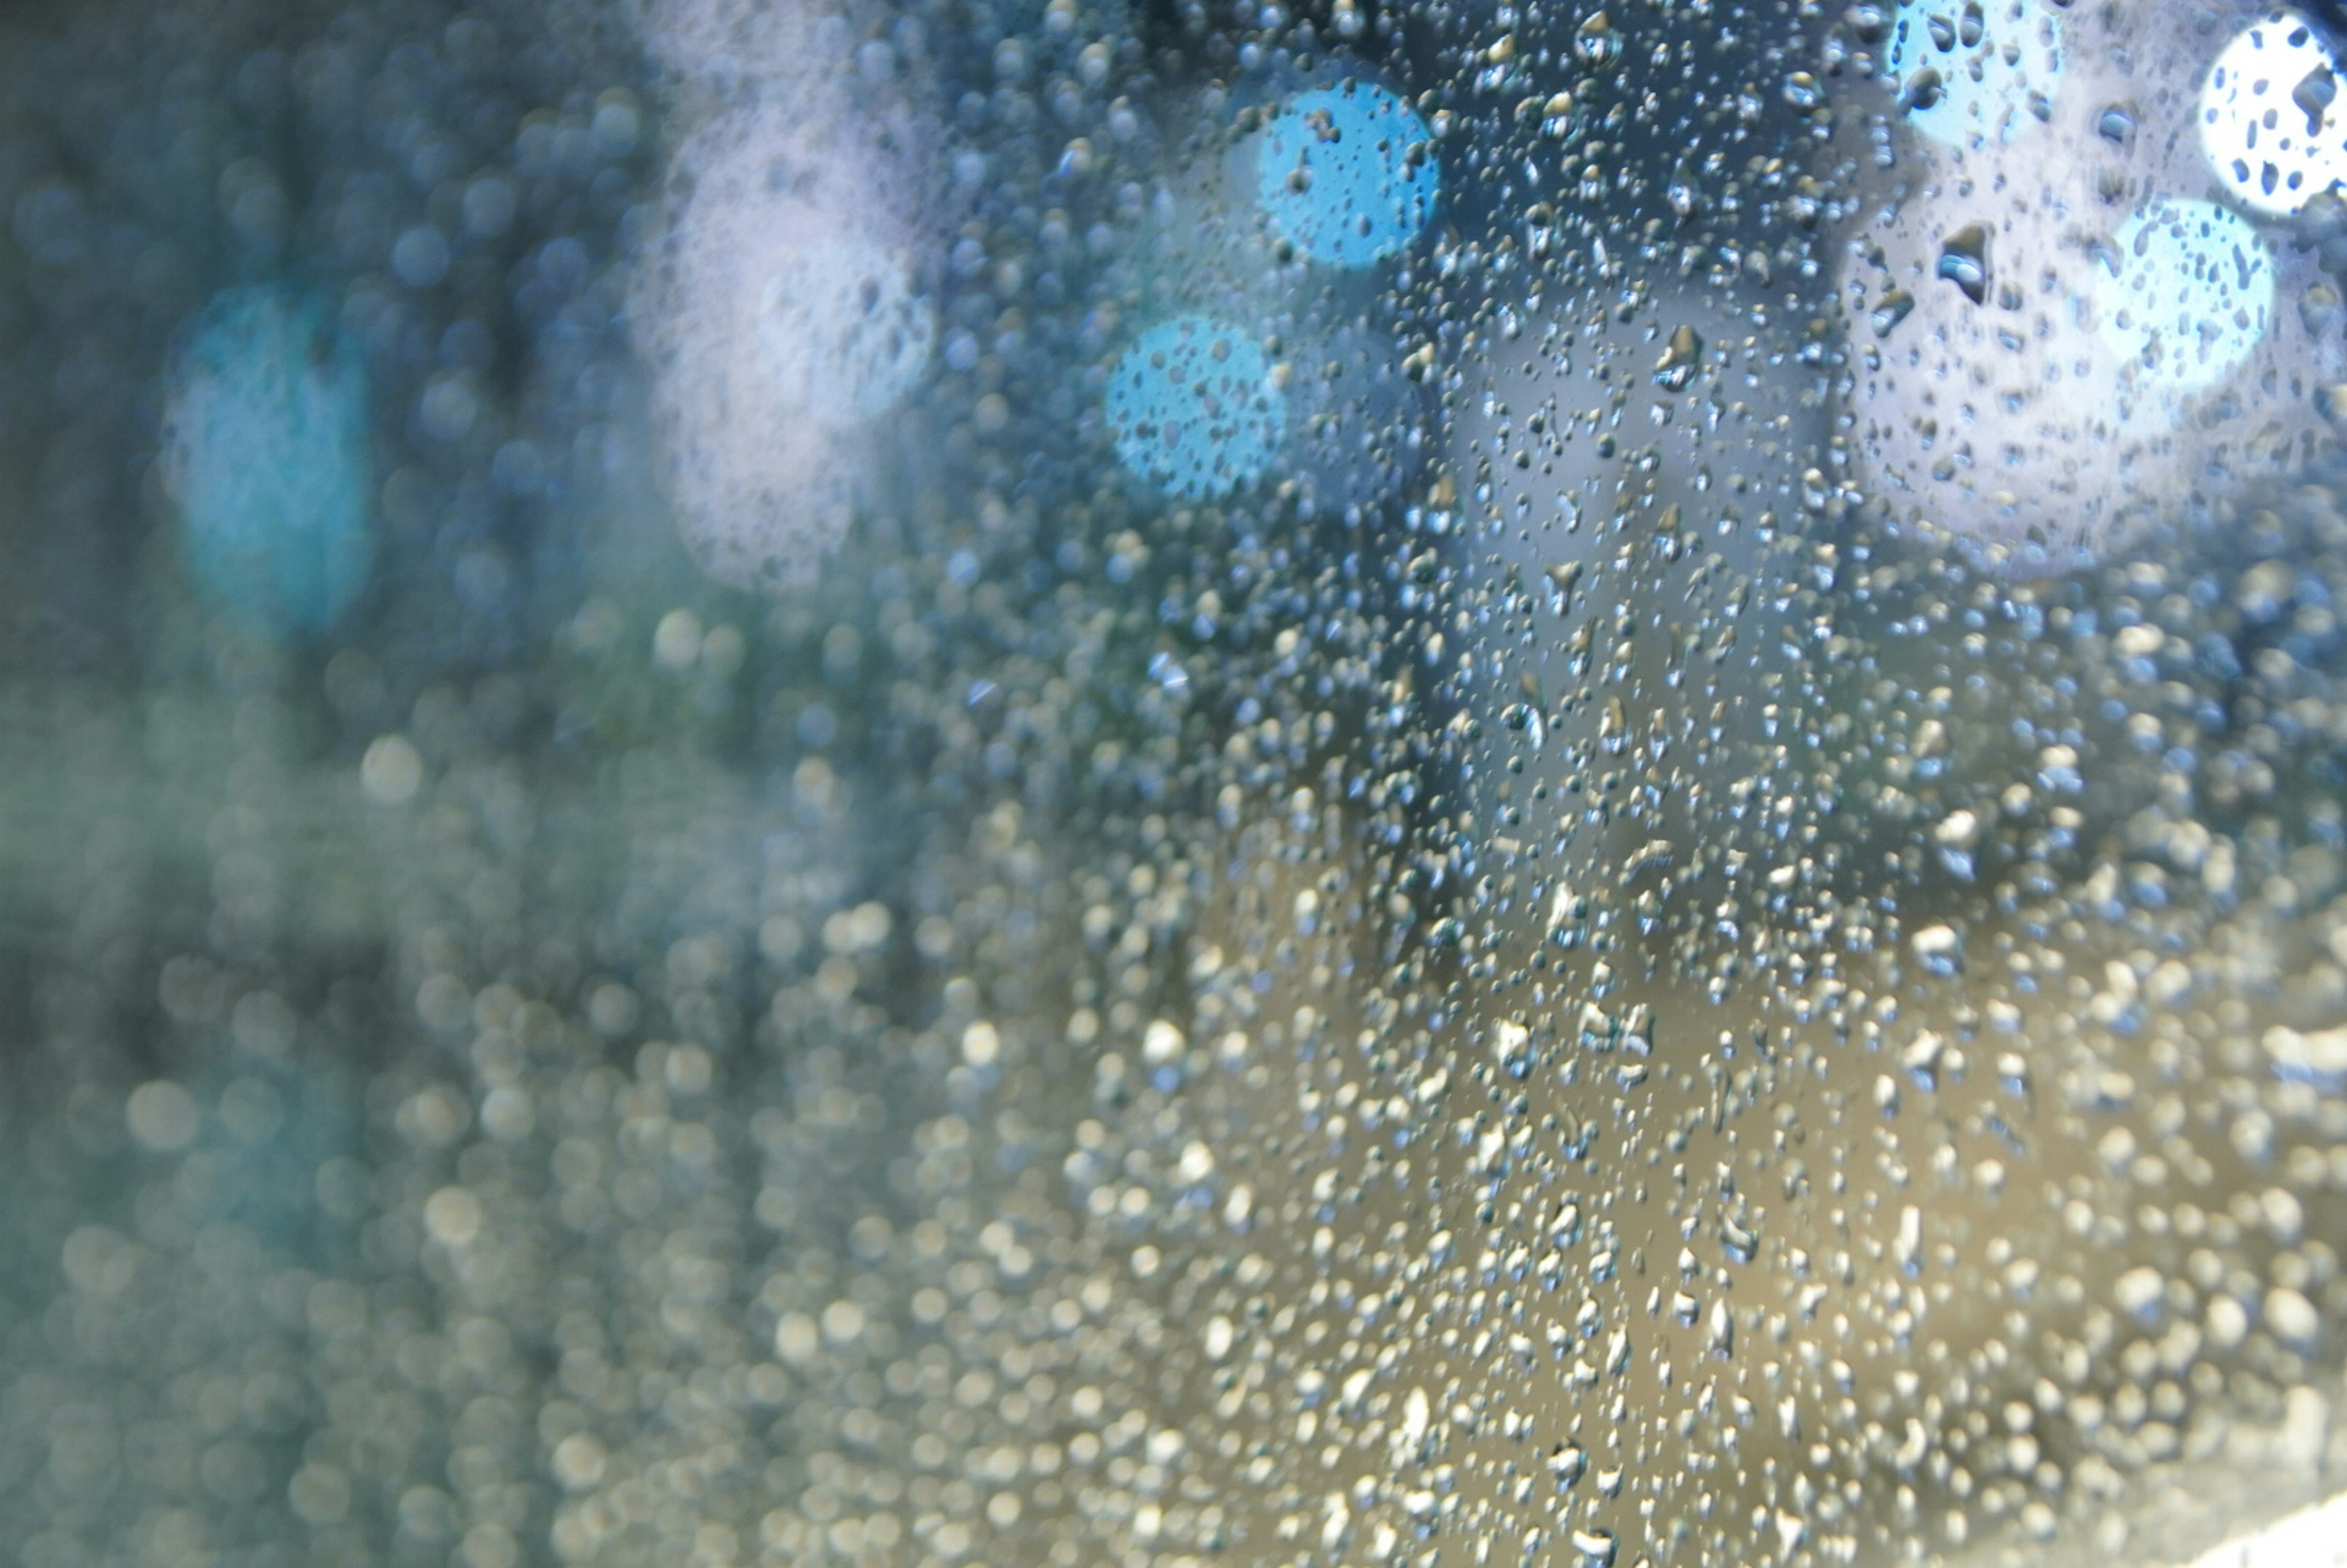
[1870,286,1916,336]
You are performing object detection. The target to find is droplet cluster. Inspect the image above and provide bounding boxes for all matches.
[0,6,2345,1568]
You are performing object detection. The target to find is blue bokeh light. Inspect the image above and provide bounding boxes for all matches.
[1254,83,1438,268]
[1106,316,1285,500]
[2095,198,2274,395]
[1884,0,2065,147]
[163,287,373,637]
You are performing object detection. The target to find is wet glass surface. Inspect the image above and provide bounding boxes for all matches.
[2,1,2346,1565]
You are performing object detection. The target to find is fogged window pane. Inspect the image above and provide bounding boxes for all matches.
[1,1,2343,1566]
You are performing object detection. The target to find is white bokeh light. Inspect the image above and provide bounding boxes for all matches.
[632,100,937,591]
[753,236,936,425]
[2198,10,2347,218]
[2174,1490,2347,1568]
[2095,197,2276,396]
[1883,0,2066,148]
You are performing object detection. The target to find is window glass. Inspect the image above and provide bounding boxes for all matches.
[1,1,2343,1566]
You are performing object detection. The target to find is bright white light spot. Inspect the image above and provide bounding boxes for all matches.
[2173,1489,2347,1568]
[1884,0,2065,147]
[632,98,936,592]
[2094,197,2275,395]
[2200,12,2347,217]
[754,235,936,424]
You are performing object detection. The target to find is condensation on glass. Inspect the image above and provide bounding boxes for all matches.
[0,0,2342,1566]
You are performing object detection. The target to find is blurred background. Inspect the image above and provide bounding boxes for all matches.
[1,1,2345,1566]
